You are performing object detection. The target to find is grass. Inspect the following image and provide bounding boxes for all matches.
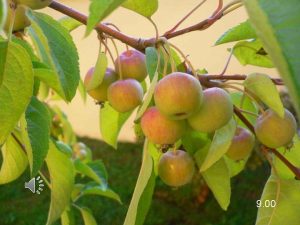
[0,137,269,225]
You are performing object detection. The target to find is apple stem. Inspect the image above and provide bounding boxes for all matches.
[169,42,197,77]
[98,34,115,69]
[109,37,123,80]
[103,22,130,51]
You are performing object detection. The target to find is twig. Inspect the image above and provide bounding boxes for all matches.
[164,0,208,35]
[236,107,259,117]
[219,49,233,76]
[198,74,284,85]
[211,0,223,17]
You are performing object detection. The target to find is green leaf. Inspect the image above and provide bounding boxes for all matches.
[59,16,82,32]
[28,21,53,66]
[0,42,34,145]
[99,103,132,149]
[256,176,300,225]
[85,52,108,91]
[182,129,210,155]
[74,159,108,188]
[215,20,257,45]
[79,207,97,225]
[86,0,126,36]
[124,140,156,225]
[12,37,39,62]
[200,118,236,172]
[79,182,121,203]
[20,97,50,176]
[0,41,8,85]
[145,47,159,81]
[28,11,80,102]
[135,71,158,122]
[231,92,258,125]
[46,141,75,225]
[61,207,75,225]
[55,141,73,158]
[274,137,300,179]
[147,141,161,175]
[195,143,231,210]
[244,73,284,117]
[233,39,274,68]
[0,0,7,30]
[0,134,28,184]
[34,68,66,99]
[243,0,300,117]
[122,0,158,18]
[224,155,246,178]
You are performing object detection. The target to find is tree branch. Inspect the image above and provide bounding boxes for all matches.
[199,74,284,85]
[48,0,236,51]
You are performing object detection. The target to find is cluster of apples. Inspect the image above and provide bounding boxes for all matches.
[85,49,297,188]
[4,0,53,32]
[84,50,146,113]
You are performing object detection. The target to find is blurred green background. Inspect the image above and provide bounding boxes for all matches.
[0,137,269,225]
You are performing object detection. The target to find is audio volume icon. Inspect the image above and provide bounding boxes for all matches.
[25,176,45,194]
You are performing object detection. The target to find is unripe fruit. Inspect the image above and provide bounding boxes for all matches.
[158,150,195,187]
[188,87,233,132]
[4,4,31,32]
[115,50,147,82]
[226,127,255,161]
[84,67,118,102]
[254,108,297,148]
[72,142,92,162]
[141,107,186,144]
[154,72,203,120]
[16,0,52,9]
[107,79,143,113]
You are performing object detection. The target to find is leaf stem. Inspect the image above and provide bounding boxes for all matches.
[148,18,159,41]
[219,49,234,76]
[98,33,115,67]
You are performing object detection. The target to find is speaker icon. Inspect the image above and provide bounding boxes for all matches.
[25,176,45,194]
